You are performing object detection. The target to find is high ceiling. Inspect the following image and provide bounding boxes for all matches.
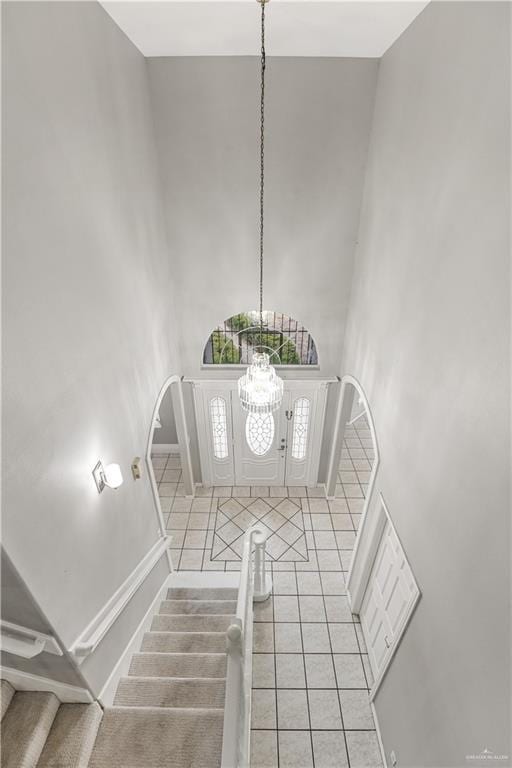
[100,1,429,58]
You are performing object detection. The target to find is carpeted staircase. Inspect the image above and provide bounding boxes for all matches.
[0,680,102,768]
[1,586,237,768]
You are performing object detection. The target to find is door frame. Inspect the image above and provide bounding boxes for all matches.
[325,375,380,611]
[192,379,329,487]
[146,375,195,564]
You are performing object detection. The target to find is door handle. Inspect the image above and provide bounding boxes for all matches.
[278,446,286,451]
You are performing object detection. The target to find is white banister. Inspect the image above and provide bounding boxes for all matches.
[221,525,272,768]
[69,535,171,661]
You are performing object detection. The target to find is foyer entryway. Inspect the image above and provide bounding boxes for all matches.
[193,380,328,488]
[151,412,382,768]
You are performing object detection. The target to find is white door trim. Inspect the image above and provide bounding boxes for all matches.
[325,375,380,611]
[146,375,194,569]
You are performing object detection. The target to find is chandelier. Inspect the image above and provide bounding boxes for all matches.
[238,0,284,420]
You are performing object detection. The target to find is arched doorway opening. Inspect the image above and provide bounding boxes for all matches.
[325,375,380,610]
[146,376,194,569]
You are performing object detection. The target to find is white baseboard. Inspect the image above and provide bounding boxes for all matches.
[371,700,388,768]
[0,666,93,703]
[98,573,172,707]
[151,443,179,454]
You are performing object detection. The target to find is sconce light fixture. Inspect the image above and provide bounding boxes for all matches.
[92,461,123,494]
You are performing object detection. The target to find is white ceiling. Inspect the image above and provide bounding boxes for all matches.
[100,1,429,58]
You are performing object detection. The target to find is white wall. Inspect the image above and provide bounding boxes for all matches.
[152,386,178,445]
[343,2,510,765]
[2,1,179,691]
[147,57,378,377]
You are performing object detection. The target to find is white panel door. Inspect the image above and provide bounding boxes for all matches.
[232,391,289,486]
[360,514,420,684]
[193,383,235,486]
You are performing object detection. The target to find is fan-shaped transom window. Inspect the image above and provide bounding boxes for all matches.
[203,311,318,366]
[210,397,228,459]
[291,397,310,460]
[245,412,275,456]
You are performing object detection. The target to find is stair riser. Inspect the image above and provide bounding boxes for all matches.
[37,702,103,768]
[167,587,238,601]
[151,614,234,632]
[141,632,227,654]
[159,599,237,615]
[129,653,227,679]
[114,677,226,709]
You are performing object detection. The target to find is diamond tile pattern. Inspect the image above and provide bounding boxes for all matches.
[212,497,307,562]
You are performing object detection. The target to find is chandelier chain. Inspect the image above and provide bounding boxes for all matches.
[259,0,266,347]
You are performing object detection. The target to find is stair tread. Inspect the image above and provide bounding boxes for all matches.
[1,691,59,768]
[141,630,227,654]
[89,707,224,768]
[167,587,238,600]
[151,614,234,633]
[0,680,15,721]
[159,599,236,615]
[114,676,226,708]
[36,702,102,768]
[129,652,227,679]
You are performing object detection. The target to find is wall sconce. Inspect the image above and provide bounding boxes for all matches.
[92,461,123,493]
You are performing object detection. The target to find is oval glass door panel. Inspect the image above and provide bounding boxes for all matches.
[245,412,275,456]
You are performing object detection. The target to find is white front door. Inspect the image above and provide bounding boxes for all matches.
[194,380,328,487]
[232,392,289,486]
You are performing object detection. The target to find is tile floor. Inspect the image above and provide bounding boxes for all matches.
[152,415,382,768]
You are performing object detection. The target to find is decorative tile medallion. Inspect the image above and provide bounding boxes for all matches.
[212,497,308,562]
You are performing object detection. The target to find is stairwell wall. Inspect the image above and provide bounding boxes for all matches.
[2,1,178,692]
[341,2,510,765]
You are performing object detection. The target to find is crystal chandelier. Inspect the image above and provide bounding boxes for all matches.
[238,0,283,419]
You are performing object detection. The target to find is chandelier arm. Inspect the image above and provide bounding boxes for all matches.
[259,0,265,348]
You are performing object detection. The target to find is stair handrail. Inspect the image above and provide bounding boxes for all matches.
[221,525,272,768]
[0,619,63,659]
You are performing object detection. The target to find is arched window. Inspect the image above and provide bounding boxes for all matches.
[203,311,318,366]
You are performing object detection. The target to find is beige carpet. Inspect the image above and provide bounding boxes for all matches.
[0,586,235,768]
[89,586,235,768]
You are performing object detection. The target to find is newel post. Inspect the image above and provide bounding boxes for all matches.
[253,530,272,602]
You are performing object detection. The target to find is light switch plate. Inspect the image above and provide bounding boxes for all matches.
[92,461,105,493]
